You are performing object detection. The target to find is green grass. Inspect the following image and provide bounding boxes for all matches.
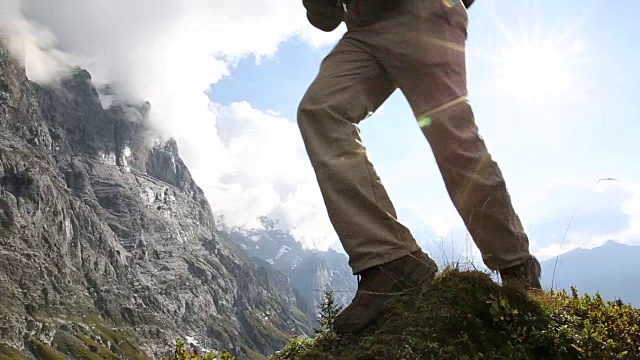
[271,268,640,360]
[52,330,105,360]
[28,340,66,360]
[77,334,121,359]
[244,348,269,360]
[0,343,27,360]
[244,312,292,345]
[32,317,152,360]
[89,324,151,360]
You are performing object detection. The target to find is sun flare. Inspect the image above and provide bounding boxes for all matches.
[497,41,574,101]
[481,13,589,104]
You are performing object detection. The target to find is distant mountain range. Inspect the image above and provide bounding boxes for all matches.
[540,241,640,306]
[224,218,640,314]
[217,218,357,322]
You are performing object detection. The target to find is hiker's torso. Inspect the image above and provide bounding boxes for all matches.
[341,0,473,30]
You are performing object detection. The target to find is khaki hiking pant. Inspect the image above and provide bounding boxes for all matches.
[297,0,531,274]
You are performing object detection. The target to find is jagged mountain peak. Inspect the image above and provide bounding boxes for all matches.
[0,41,314,360]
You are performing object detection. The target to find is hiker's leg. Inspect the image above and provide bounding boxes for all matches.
[297,37,421,275]
[361,0,531,271]
[418,95,531,271]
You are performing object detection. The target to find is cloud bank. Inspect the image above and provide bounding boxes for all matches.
[0,0,343,250]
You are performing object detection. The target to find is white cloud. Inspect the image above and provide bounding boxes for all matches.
[0,0,81,84]
[201,101,337,250]
[272,183,337,251]
[1,0,344,249]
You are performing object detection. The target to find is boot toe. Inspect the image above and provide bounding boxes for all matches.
[334,251,438,335]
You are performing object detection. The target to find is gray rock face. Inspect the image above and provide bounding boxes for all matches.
[0,43,311,359]
[222,218,357,323]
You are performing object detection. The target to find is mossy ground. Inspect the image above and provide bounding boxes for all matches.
[271,269,640,360]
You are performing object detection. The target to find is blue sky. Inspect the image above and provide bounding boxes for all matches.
[207,0,640,262]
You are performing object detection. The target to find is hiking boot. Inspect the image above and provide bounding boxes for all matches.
[334,250,438,335]
[499,255,542,290]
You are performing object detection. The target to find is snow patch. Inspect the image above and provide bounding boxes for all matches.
[98,93,114,109]
[185,336,199,346]
[291,257,302,270]
[184,336,214,356]
[249,234,261,242]
[143,188,155,204]
[120,146,132,173]
[275,245,291,260]
[64,217,73,241]
[98,151,117,165]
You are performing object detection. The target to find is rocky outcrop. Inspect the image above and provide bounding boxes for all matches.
[0,43,311,359]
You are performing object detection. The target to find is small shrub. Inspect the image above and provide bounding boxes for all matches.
[271,289,345,360]
[313,290,343,335]
[162,338,235,360]
[539,287,640,359]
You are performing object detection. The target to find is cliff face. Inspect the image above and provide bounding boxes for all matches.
[0,44,312,360]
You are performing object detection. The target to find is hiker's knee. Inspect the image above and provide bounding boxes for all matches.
[423,101,479,146]
[297,85,324,130]
[298,80,368,133]
[297,92,317,130]
[423,101,492,164]
[296,87,343,158]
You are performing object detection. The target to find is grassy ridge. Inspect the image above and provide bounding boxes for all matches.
[271,269,640,360]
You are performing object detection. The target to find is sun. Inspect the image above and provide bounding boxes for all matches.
[478,11,589,105]
[496,40,578,102]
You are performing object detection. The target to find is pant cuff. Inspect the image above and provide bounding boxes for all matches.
[484,254,532,272]
[351,243,423,275]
